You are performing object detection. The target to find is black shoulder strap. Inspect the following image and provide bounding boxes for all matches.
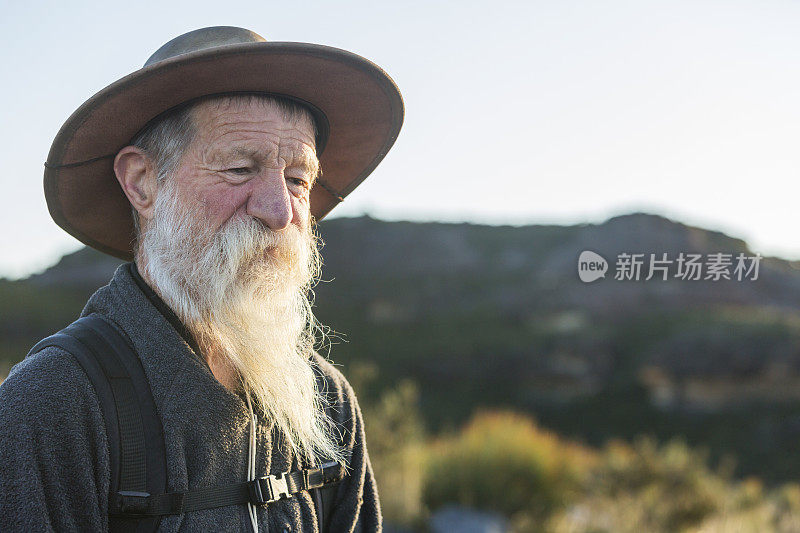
[30,314,167,533]
[315,480,339,533]
[310,361,345,533]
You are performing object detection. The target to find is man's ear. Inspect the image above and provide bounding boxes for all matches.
[114,146,158,222]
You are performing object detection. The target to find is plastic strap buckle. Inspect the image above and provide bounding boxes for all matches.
[249,472,292,505]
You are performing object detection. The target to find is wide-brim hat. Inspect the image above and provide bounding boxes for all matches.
[44,26,404,260]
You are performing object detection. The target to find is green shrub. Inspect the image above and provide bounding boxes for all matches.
[423,411,593,523]
[591,437,724,529]
[548,437,729,532]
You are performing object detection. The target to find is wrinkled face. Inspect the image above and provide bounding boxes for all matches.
[170,97,319,234]
[127,97,343,465]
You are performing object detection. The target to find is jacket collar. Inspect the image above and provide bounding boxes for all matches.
[127,262,205,363]
[79,262,248,418]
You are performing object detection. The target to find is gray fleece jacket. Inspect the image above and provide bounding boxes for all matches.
[0,263,381,532]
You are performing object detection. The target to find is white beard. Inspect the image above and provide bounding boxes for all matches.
[136,177,343,467]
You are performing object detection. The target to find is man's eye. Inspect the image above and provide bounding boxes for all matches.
[287,177,309,189]
[227,167,251,175]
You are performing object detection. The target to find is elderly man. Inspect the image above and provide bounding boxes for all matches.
[0,27,403,532]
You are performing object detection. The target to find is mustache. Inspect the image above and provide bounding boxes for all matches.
[138,179,318,320]
[217,216,317,284]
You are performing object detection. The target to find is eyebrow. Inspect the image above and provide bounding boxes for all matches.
[228,146,320,182]
[293,150,320,183]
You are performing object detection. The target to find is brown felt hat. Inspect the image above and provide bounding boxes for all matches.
[44,26,404,260]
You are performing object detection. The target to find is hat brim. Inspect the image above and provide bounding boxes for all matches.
[44,41,404,260]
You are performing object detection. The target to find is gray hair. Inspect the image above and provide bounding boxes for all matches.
[128,103,195,237]
[128,94,318,240]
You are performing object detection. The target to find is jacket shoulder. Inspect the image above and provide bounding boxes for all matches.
[309,357,382,530]
[0,345,111,532]
[310,352,362,415]
[310,353,366,448]
[311,352,355,393]
[1,344,100,408]
[0,344,109,448]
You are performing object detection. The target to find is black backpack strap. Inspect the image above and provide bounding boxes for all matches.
[109,461,345,517]
[29,314,167,533]
[308,362,347,532]
[314,481,339,533]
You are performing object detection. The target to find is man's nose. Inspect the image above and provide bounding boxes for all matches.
[246,173,293,230]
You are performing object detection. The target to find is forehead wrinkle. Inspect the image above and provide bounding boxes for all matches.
[193,99,314,143]
[196,126,278,165]
[197,102,315,145]
[191,104,317,170]
[201,123,314,155]
[202,124,282,148]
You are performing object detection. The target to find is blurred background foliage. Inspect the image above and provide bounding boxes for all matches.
[5,213,800,531]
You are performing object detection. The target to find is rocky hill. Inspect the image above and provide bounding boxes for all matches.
[32,212,800,312]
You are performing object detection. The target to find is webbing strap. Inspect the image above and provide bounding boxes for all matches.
[59,317,151,493]
[29,315,168,532]
[111,461,344,517]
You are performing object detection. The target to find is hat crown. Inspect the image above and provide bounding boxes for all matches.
[144,26,266,67]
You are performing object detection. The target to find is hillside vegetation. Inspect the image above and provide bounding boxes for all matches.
[4,213,800,530]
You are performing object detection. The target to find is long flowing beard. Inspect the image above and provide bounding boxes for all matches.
[136,179,344,467]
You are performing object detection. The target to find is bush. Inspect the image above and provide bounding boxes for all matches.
[549,437,730,532]
[423,411,594,524]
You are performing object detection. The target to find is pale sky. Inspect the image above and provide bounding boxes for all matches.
[2,0,799,278]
